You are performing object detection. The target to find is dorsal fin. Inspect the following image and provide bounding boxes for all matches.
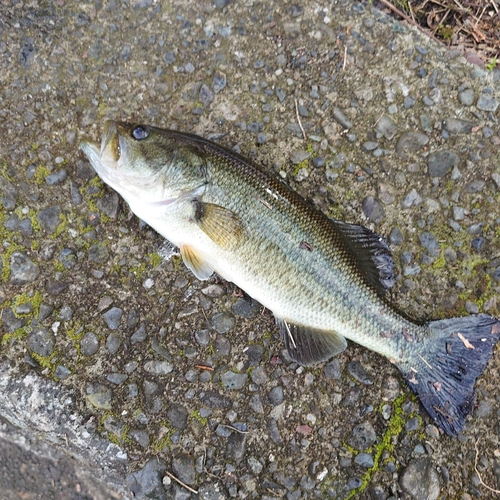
[331,220,395,295]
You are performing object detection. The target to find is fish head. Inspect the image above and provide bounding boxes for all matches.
[79,120,207,205]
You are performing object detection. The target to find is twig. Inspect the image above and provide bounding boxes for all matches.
[342,45,347,71]
[195,364,214,371]
[219,424,249,434]
[474,438,500,494]
[377,0,444,45]
[294,98,307,140]
[164,471,199,494]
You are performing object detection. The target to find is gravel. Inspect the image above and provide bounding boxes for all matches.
[1,0,500,498]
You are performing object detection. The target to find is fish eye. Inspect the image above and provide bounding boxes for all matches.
[131,125,150,141]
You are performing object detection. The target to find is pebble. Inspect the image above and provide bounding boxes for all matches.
[45,169,67,185]
[88,243,109,264]
[401,189,423,208]
[323,358,341,379]
[37,205,61,234]
[476,94,499,112]
[268,385,284,405]
[9,252,40,285]
[375,115,397,140]
[332,107,352,129]
[212,71,226,94]
[399,458,440,500]
[232,297,260,318]
[144,360,173,375]
[389,227,403,245]
[127,458,167,500]
[167,404,188,430]
[427,150,459,177]
[347,361,373,385]
[395,132,429,159]
[129,430,150,448]
[362,196,384,223]
[354,453,374,468]
[348,421,377,450]
[458,88,475,106]
[221,371,248,390]
[106,332,121,354]
[419,232,440,256]
[442,118,474,134]
[211,312,235,334]
[27,328,54,357]
[54,366,71,380]
[172,454,196,485]
[103,307,123,330]
[131,324,147,344]
[195,329,211,346]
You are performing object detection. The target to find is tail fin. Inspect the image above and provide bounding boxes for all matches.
[400,314,500,436]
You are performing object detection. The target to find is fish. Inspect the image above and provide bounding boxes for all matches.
[80,120,500,436]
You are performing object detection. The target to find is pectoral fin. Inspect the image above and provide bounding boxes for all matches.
[193,201,245,250]
[180,245,214,280]
[276,318,347,366]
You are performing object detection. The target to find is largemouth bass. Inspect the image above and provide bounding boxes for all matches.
[80,120,500,435]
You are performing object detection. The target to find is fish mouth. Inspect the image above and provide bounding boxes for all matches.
[100,120,123,167]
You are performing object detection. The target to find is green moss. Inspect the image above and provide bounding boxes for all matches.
[292,143,316,176]
[152,424,174,453]
[130,262,147,279]
[34,165,50,185]
[11,290,43,319]
[51,213,69,239]
[148,252,162,268]
[437,24,454,40]
[30,351,58,372]
[190,409,208,426]
[65,321,85,341]
[432,250,446,270]
[344,394,408,499]
[486,57,498,71]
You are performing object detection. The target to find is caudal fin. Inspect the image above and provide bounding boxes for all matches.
[400,314,500,436]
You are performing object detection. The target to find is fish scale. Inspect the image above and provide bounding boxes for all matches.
[80,120,500,436]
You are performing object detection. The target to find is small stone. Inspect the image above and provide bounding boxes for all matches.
[347,361,372,385]
[225,433,246,461]
[95,192,120,219]
[362,141,378,152]
[250,364,268,384]
[212,71,226,93]
[54,365,71,380]
[130,429,150,448]
[375,115,397,140]
[399,458,440,500]
[332,107,352,129]
[144,360,173,375]
[458,88,475,106]
[210,312,235,334]
[167,404,188,430]
[323,358,341,379]
[419,232,440,256]
[221,371,247,390]
[354,453,374,468]
[362,196,384,223]
[106,332,121,354]
[267,418,283,444]
[107,373,128,385]
[88,243,109,264]
[195,329,211,346]
[232,297,260,318]
[442,118,474,134]
[348,421,377,451]
[401,189,423,208]
[45,169,67,185]
[268,385,284,405]
[9,252,40,285]
[249,394,264,413]
[103,307,123,329]
[214,335,231,356]
[87,388,112,410]
[127,458,167,500]
[427,150,459,177]
[290,151,311,164]
[131,324,147,344]
[27,328,55,357]
[389,227,404,245]
[476,94,499,112]
[172,454,196,485]
[37,205,61,234]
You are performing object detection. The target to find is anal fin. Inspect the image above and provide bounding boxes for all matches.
[180,245,214,280]
[276,318,347,367]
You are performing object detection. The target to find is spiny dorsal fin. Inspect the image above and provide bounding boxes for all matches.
[180,244,214,280]
[193,201,245,250]
[331,220,395,295]
[276,318,347,366]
